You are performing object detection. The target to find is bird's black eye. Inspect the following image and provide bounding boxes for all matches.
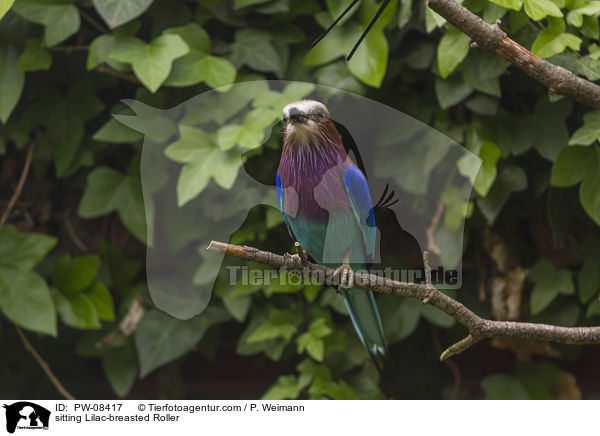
[315,108,324,116]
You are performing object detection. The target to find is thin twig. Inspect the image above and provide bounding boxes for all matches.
[15,327,77,401]
[207,241,600,361]
[63,210,88,252]
[97,64,139,84]
[426,167,456,257]
[1,141,76,400]
[79,8,109,33]
[427,0,600,109]
[0,142,35,227]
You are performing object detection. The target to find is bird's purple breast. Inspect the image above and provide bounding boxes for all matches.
[278,140,351,222]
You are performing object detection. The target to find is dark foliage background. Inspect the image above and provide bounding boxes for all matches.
[0,0,599,400]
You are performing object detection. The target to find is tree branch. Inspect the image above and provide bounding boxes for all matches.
[207,241,600,360]
[427,0,600,109]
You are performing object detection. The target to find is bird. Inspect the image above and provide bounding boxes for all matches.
[276,99,388,369]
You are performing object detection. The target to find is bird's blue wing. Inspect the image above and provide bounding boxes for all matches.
[343,165,376,259]
[276,173,294,238]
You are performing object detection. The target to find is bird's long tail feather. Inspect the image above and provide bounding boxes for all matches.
[341,287,388,370]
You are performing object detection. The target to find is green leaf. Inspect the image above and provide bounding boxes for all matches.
[87,35,129,71]
[529,259,575,314]
[230,29,281,75]
[569,111,600,145]
[551,146,600,224]
[135,307,230,377]
[93,118,144,143]
[37,86,104,177]
[53,255,101,294]
[523,0,563,19]
[551,146,589,186]
[0,267,56,336]
[78,167,147,243]
[17,39,52,72]
[12,2,80,46]
[0,0,15,19]
[86,281,115,321]
[532,28,581,58]
[166,54,236,88]
[54,289,101,329]
[435,75,473,108]
[0,225,57,271]
[482,374,530,399]
[109,34,189,92]
[379,295,422,342]
[437,25,470,78]
[304,20,361,66]
[92,0,153,29]
[347,30,388,87]
[297,332,325,361]
[296,318,332,361]
[162,23,236,88]
[0,45,25,124]
[165,125,243,206]
[262,375,302,400]
[103,341,138,397]
[490,0,522,10]
[234,0,272,9]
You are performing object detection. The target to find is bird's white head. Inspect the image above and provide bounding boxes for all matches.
[282,100,331,145]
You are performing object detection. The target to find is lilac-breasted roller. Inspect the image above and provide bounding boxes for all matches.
[276,100,388,365]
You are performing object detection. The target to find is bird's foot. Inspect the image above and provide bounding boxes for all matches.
[333,263,354,289]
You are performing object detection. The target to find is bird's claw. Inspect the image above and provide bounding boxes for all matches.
[333,263,354,289]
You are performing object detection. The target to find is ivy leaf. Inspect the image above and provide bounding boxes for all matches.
[523,0,563,19]
[437,25,471,78]
[135,307,230,377]
[529,259,575,314]
[304,20,361,66]
[86,281,115,321]
[296,318,332,361]
[262,375,303,400]
[17,39,52,72]
[92,0,153,29]
[489,0,523,10]
[477,164,527,224]
[53,255,101,294]
[164,23,236,88]
[435,75,473,109]
[551,146,600,224]
[0,225,57,271]
[109,35,189,93]
[0,266,56,336]
[482,374,530,399]
[12,1,80,46]
[234,0,272,9]
[87,35,129,71]
[78,167,147,243]
[347,30,388,87]
[569,111,600,145]
[38,86,104,177]
[164,125,243,206]
[532,28,581,58]
[103,341,138,397]
[230,29,281,75]
[53,290,101,330]
[379,295,422,343]
[0,0,15,19]
[0,45,25,124]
